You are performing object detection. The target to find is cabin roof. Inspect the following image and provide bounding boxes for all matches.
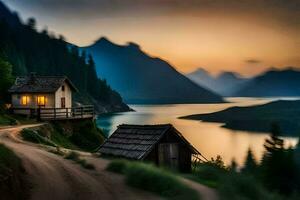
[98,124,200,160]
[8,74,78,93]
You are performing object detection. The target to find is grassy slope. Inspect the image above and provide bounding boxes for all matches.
[187,162,296,200]
[0,144,29,200]
[181,100,300,136]
[21,119,105,152]
[106,160,199,200]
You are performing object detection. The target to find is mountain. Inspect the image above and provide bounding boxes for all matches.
[187,69,249,96]
[82,38,224,104]
[0,1,129,113]
[185,68,215,90]
[234,68,300,97]
[180,100,300,136]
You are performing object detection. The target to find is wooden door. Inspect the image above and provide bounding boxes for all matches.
[61,97,65,108]
[158,143,179,170]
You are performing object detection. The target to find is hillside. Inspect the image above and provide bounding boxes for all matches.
[180,100,300,136]
[83,38,224,104]
[187,68,249,96]
[234,68,300,97]
[0,1,129,113]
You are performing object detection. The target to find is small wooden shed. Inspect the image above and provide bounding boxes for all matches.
[98,124,200,172]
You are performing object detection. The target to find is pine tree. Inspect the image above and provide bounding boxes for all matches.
[260,123,299,194]
[242,148,257,174]
[0,58,13,103]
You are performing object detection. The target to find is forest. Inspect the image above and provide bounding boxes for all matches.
[0,7,129,112]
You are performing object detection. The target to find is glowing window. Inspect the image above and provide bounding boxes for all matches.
[37,96,46,106]
[21,96,29,105]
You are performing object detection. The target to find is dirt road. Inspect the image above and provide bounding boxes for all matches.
[0,124,218,200]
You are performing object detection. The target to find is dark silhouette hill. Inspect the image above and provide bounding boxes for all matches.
[0,1,129,113]
[234,68,300,97]
[83,38,224,104]
[187,68,249,96]
[181,100,300,136]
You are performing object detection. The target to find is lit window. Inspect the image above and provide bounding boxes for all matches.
[37,96,46,106]
[21,96,29,105]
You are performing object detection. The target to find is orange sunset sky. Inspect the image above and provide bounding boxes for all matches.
[3,0,300,77]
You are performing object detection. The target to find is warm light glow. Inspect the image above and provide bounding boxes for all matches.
[21,96,29,105]
[37,96,46,106]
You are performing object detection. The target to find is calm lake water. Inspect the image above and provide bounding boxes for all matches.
[96,97,299,166]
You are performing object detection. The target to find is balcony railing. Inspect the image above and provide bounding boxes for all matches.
[11,105,95,121]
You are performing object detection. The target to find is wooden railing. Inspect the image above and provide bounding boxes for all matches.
[38,106,94,120]
[11,106,95,121]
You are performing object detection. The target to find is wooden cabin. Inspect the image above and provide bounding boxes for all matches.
[8,73,94,120]
[98,124,201,172]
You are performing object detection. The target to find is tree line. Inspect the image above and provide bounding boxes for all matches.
[0,16,124,107]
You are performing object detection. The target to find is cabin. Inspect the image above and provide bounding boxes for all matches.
[98,124,202,172]
[8,73,94,120]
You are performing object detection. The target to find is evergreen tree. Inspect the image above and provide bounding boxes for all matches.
[230,159,238,172]
[242,148,257,174]
[0,58,13,103]
[26,18,36,30]
[260,123,299,194]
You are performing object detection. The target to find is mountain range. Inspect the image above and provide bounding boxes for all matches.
[82,38,224,104]
[233,68,300,97]
[186,68,249,96]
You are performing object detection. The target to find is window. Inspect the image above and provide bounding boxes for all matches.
[21,96,29,105]
[37,96,46,106]
[62,85,65,91]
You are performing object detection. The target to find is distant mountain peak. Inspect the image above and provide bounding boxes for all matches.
[93,36,114,46]
[188,68,210,76]
[218,71,242,79]
[126,42,140,50]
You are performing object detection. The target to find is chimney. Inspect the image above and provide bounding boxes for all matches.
[29,72,37,83]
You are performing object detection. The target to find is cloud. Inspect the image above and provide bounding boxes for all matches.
[245,59,262,64]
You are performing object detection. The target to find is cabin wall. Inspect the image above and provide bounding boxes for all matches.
[145,130,192,172]
[55,81,72,108]
[11,93,55,115]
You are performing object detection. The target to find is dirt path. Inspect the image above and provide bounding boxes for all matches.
[0,124,219,200]
[0,124,160,200]
[182,178,219,200]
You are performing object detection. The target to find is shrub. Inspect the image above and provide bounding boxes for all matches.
[191,156,228,188]
[125,162,198,200]
[106,159,128,174]
[21,129,56,147]
[219,173,282,200]
[64,151,80,161]
[69,120,105,152]
[78,159,95,170]
[65,151,95,170]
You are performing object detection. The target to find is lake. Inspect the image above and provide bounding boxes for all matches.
[96,97,299,166]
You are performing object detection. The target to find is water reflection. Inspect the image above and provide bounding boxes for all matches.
[96,97,299,166]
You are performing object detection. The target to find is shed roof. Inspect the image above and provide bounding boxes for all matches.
[98,124,200,160]
[8,74,78,93]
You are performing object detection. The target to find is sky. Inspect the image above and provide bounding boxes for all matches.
[2,0,300,77]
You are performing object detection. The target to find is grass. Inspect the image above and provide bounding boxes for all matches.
[188,161,298,200]
[0,114,18,125]
[69,120,105,152]
[0,144,29,200]
[65,151,95,170]
[106,159,128,174]
[106,160,199,200]
[19,120,105,153]
[21,128,57,147]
